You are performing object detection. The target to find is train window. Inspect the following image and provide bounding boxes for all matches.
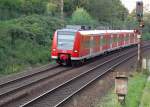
[83,40,90,49]
[91,40,96,48]
[113,36,118,43]
[118,35,121,42]
[125,35,129,41]
[100,38,103,46]
[100,37,106,46]
[57,31,75,50]
[121,34,124,41]
[110,35,113,44]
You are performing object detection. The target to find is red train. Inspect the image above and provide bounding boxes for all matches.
[51,26,138,66]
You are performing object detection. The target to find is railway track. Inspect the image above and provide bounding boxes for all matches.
[0,64,73,106]
[20,46,150,107]
[1,44,150,107]
[0,64,58,86]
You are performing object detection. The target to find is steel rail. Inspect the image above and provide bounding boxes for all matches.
[54,45,150,107]
[2,44,150,107]
[0,67,73,106]
[0,64,59,87]
[54,54,135,107]
[20,48,139,107]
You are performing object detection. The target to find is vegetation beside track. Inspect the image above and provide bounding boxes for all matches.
[140,76,150,107]
[0,15,64,75]
[96,72,148,107]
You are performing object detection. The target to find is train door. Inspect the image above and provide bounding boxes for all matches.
[90,36,94,56]
[110,34,113,49]
[112,34,117,48]
[118,34,122,47]
[107,34,110,50]
[100,35,103,52]
[102,34,107,51]
[121,33,124,46]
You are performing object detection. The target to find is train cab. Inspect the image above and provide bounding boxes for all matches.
[51,25,90,65]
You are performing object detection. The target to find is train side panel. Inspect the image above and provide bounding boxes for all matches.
[71,32,80,58]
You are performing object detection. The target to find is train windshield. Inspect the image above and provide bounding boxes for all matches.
[57,31,76,50]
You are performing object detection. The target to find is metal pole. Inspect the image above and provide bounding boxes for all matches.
[136,1,143,72]
[137,34,142,72]
[137,22,143,72]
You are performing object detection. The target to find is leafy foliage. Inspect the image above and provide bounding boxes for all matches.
[70,8,96,25]
[0,15,64,74]
[84,0,128,22]
[0,0,48,20]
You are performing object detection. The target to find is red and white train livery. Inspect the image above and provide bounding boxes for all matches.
[51,26,138,65]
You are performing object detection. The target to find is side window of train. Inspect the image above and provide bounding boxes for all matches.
[84,37,90,49]
[101,36,107,46]
[121,35,123,41]
[128,34,130,41]
[125,34,129,41]
[130,33,133,39]
[118,34,121,42]
[92,37,97,47]
[82,36,87,49]
[100,36,105,46]
[112,36,115,43]
[129,33,131,40]
[100,36,102,46]
[113,35,117,43]
[89,36,94,48]
[110,35,113,44]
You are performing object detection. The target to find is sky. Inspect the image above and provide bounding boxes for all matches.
[121,0,150,13]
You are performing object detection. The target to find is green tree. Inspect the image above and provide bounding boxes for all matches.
[47,0,64,18]
[70,8,94,25]
[0,0,21,20]
[85,0,128,22]
[20,0,47,15]
[0,0,48,20]
[64,0,88,16]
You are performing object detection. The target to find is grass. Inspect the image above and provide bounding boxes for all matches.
[96,72,148,107]
[140,77,150,107]
[125,73,147,107]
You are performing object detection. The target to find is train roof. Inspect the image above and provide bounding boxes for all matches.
[57,28,78,32]
[79,30,134,35]
[57,25,91,32]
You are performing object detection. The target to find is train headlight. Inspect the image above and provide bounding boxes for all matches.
[53,49,56,51]
[74,50,78,53]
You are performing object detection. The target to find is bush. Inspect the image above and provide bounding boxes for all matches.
[0,15,65,75]
[143,33,150,40]
[70,8,97,26]
[0,0,48,20]
[6,15,65,44]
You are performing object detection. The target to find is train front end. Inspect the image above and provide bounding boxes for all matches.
[51,28,79,65]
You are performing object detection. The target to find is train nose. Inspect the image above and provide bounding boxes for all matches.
[60,54,69,61]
